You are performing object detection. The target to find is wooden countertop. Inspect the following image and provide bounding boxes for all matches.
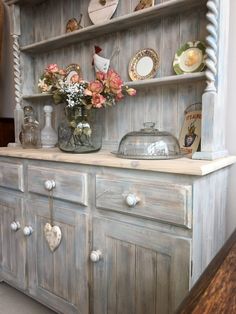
[0,147,235,176]
[176,229,236,313]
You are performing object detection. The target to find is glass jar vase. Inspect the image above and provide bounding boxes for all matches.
[58,105,102,153]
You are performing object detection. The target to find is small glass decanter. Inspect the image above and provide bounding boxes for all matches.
[21,105,41,149]
[41,105,57,148]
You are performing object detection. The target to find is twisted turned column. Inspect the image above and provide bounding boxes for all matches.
[205,0,219,92]
[12,34,22,107]
[12,34,23,145]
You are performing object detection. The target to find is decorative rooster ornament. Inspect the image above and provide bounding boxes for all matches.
[92,46,110,73]
[92,45,120,73]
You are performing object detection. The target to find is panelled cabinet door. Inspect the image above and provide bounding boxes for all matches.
[26,200,89,314]
[92,218,191,314]
[0,192,26,289]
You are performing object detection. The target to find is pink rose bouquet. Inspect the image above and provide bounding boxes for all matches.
[38,64,136,109]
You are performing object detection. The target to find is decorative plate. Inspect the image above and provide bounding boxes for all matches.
[88,0,119,25]
[173,41,206,75]
[128,48,160,81]
[65,64,82,83]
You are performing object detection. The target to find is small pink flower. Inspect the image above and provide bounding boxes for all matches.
[58,69,66,76]
[126,88,136,96]
[84,89,92,96]
[90,80,104,94]
[71,74,80,83]
[46,64,59,73]
[92,93,106,108]
[116,91,124,101]
[106,70,123,94]
[96,71,106,81]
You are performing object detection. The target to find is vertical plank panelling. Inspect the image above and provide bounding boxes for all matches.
[198,7,208,42]
[162,14,180,77]
[53,222,69,300]
[39,217,54,292]
[160,13,180,136]
[114,0,132,18]
[116,240,136,314]
[107,237,117,314]
[80,0,93,27]
[0,197,26,290]
[156,253,171,314]
[145,17,163,131]
[135,247,157,314]
[162,85,178,136]
[116,30,132,142]
[19,1,207,149]
[67,222,76,305]
[3,206,13,274]
[20,6,34,45]
[179,9,199,46]
[192,168,228,285]
[130,23,148,133]
[37,217,46,289]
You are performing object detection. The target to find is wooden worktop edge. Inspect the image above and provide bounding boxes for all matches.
[0,147,235,176]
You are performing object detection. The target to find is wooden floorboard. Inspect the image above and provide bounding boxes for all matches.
[176,229,236,314]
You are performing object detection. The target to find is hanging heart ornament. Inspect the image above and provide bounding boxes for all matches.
[44,223,62,252]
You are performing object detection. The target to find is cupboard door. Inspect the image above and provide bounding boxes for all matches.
[92,218,191,314]
[26,200,89,314]
[0,192,26,289]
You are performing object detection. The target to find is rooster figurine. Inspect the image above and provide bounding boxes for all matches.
[134,0,154,11]
[92,45,120,74]
[92,46,110,73]
[66,14,83,33]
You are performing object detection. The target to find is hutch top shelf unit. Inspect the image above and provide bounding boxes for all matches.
[19,0,207,53]
[5,0,230,161]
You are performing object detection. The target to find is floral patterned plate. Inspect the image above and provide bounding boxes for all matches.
[65,64,82,83]
[129,48,160,81]
[173,41,206,75]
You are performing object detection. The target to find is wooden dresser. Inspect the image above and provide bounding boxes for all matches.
[0,147,235,314]
[2,0,234,313]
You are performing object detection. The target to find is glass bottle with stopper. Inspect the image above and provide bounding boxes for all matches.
[41,105,57,148]
[21,105,41,149]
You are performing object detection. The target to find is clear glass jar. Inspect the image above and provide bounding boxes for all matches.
[21,106,41,149]
[58,105,102,153]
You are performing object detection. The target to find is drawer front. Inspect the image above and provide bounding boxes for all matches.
[28,165,88,206]
[0,161,24,191]
[96,175,192,228]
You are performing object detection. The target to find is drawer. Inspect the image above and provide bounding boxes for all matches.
[96,175,192,228]
[28,165,88,206]
[0,161,24,192]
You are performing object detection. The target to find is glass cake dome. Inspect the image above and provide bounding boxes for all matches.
[113,122,183,160]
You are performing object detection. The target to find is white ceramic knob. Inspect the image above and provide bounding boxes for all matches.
[125,193,140,207]
[90,250,102,263]
[10,221,21,231]
[44,179,56,191]
[23,226,33,236]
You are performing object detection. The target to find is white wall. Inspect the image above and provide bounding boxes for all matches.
[226,0,236,237]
